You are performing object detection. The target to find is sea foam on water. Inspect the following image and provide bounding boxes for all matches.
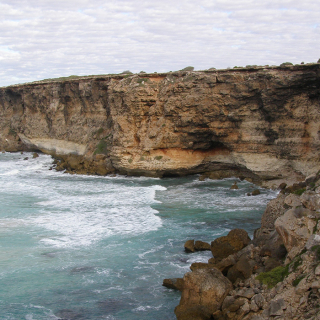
[0,152,278,319]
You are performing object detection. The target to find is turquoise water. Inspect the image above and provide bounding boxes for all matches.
[0,152,278,319]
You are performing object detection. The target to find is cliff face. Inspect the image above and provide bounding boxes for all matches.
[1,64,320,185]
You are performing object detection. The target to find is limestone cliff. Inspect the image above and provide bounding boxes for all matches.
[1,64,320,185]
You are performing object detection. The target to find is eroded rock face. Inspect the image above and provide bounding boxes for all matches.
[1,65,320,180]
[175,268,232,320]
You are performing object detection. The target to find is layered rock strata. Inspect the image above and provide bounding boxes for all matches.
[1,64,320,185]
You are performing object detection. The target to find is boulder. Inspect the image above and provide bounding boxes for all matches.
[251,189,261,196]
[275,208,317,259]
[211,229,251,261]
[162,278,184,291]
[222,296,247,313]
[175,268,232,320]
[194,241,211,251]
[226,255,253,283]
[32,152,39,158]
[184,240,195,253]
[284,194,302,208]
[190,263,212,272]
[300,191,320,211]
[230,182,239,190]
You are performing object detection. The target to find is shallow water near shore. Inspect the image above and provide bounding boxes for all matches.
[0,152,278,320]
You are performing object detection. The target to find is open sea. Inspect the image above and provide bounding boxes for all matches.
[0,152,278,320]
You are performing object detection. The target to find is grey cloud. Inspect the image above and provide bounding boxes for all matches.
[0,0,319,86]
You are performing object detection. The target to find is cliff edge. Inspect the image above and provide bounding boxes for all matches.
[1,64,320,186]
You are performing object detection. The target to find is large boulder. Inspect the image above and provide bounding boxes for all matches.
[275,208,317,260]
[211,229,251,261]
[194,241,211,251]
[184,240,195,253]
[175,268,232,320]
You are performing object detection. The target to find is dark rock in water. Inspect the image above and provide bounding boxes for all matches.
[97,298,125,313]
[211,229,251,261]
[184,239,195,253]
[32,152,39,158]
[23,157,29,160]
[251,189,261,196]
[230,182,239,190]
[41,252,56,258]
[163,278,184,291]
[247,192,251,196]
[194,240,211,251]
[70,266,95,273]
[55,309,84,319]
[49,167,53,170]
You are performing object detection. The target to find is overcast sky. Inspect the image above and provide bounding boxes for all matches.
[0,0,319,87]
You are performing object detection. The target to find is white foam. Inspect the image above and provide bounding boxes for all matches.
[27,184,164,248]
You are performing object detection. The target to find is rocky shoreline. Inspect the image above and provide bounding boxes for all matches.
[1,63,320,319]
[163,173,320,320]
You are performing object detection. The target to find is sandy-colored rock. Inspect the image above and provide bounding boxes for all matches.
[184,240,195,253]
[175,268,232,320]
[275,208,316,258]
[194,241,211,251]
[260,193,286,231]
[162,278,184,291]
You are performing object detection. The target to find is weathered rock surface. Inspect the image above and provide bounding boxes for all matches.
[175,268,232,320]
[170,174,320,320]
[211,229,251,261]
[1,65,320,182]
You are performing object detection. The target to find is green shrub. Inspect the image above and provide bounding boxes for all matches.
[128,158,133,164]
[280,62,293,67]
[256,265,289,288]
[180,66,194,71]
[120,70,133,74]
[94,140,108,155]
[96,128,104,135]
[154,156,163,160]
[293,188,306,196]
[137,78,149,84]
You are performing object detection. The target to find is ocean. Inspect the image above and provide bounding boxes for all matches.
[0,152,278,319]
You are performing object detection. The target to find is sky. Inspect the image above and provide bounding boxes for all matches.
[0,0,319,87]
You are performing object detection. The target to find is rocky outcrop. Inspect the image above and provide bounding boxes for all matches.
[174,268,232,320]
[1,64,320,183]
[169,173,320,320]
